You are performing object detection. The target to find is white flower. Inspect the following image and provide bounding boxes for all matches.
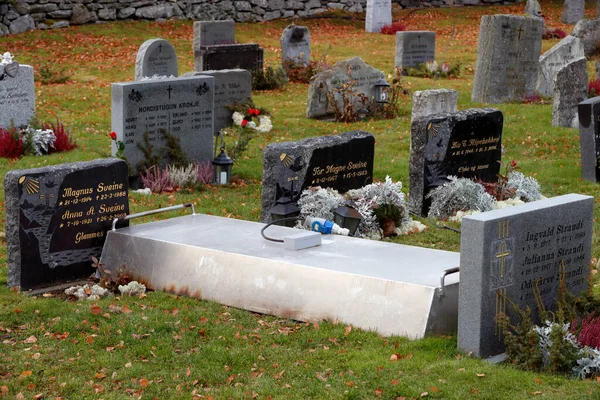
[232,111,245,126]
[426,60,438,73]
[1,52,13,65]
[255,115,273,133]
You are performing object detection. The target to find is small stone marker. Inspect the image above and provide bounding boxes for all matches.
[458,194,593,358]
[365,0,392,33]
[193,20,235,49]
[552,57,588,128]
[111,75,214,175]
[261,130,375,222]
[578,96,600,182]
[410,89,458,124]
[409,109,503,217]
[562,0,584,25]
[537,36,584,97]
[134,38,178,80]
[280,24,311,73]
[306,57,385,120]
[0,63,35,128]
[471,15,543,104]
[194,44,264,72]
[4,159,130,290]
[395,31,436,70]
[182,69,252,136]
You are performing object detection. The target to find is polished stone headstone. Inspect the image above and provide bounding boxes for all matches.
[458,194,593,358]
[395,31,436,70]
[194,44,264,72]
[261,130,375,222]
[111,75,214,175]
[306,57,384,120]
[410,89,458,124]
[552,57,587,128]
[281,24,310,72]
[5,159,129,290]
[193,20,235,49]
[537,35,584,97]
[365,0,391,33]
[578,96,600,182]
[472,15,543,103]
[134,38,178,80]
[0,63,35,128]
[409,109,503,217]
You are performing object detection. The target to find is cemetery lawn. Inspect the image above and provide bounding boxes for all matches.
[1,0,600,398]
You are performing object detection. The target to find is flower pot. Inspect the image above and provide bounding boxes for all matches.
[380,217,398,238]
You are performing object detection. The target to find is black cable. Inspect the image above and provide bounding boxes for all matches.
[408,210,461,234]
[260,217,301,243]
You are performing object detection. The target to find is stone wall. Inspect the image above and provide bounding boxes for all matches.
[0,0,520,35]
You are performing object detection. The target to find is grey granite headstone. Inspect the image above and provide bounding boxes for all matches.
[111,75,214,176]
[562,0,585,25]
[410,89,458,125]
[409,108,503,217]
[572,20,600,56]
[182,69,252,137]
[306,57,385,120]
[261,130,375,222]
[458,194,593,358]
[578,96,600,182]
[365,0,392,33]
[194,44,264,72]
[472,15,543,104]
[552,57,588,128]
[0,64,35,129]
[4,159,130,290]
[525,0,543,19]
[281,24,311,72]
[537,36,584,97]
[193,20,235,50]
[394,31,436,70]
[134,38,178,80]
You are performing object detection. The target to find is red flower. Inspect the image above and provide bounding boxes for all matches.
[510,160,517,168]
[248,108,260,116]
[241,120,248,127]
[110,131,117,140]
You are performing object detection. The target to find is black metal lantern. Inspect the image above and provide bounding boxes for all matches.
[269,197,300,227]
[333,201,362,236]
[212,131,233,185]
[374,78,391,103]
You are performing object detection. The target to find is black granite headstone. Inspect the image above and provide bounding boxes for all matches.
[194,44,264,72]
[578,96,600,182]
[5,159,130,290]
[261,131,375,222]
[409,109,503,216]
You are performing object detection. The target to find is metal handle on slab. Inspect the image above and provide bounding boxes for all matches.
[112,203,196,231]
[439,267,460,298]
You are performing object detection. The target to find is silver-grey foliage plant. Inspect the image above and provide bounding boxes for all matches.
[168,163,199,188]
[426,176,495,220]
[297,187,345,223]
[507,171,543,202]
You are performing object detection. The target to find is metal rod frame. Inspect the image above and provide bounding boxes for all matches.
[112,203,195,231]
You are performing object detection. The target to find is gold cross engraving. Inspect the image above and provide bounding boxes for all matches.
[495,242,510,278]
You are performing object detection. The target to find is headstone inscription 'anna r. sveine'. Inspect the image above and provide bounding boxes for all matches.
[471,15,543,103]
[0,62,35,128]
[409,109,503,217]
[5,159,130,290]
[111,75,214,175]
[134,38,179,80]
[578,96,600,182]
[458,194,593,358]
[261,131,375,222]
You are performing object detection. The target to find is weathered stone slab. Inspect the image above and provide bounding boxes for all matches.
[572,19,600,56]
[537,35,584,98]
[410,89,458,124]
[306,56,384,120]
[194,44,264,72]
[261,130,375,222]
[409,109,503,217]
[562,0,584,25]
[111,75,214,176]
[578,96,600,182]
[365,0,391,33]
[525,0,543,19]
[0,63,35,129]
[134,38,178,80]
[182,69,252,136]
[193,20,235,50]
[4,159,130,290]
[395,31,436,70]
[280,24,310,72]
[458,194,593,358]
[472,15,543,104]
[552,57,587,128]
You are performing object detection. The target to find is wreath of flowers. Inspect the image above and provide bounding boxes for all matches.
[232,108,273,133]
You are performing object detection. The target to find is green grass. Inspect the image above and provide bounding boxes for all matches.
[1,1,600,398]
